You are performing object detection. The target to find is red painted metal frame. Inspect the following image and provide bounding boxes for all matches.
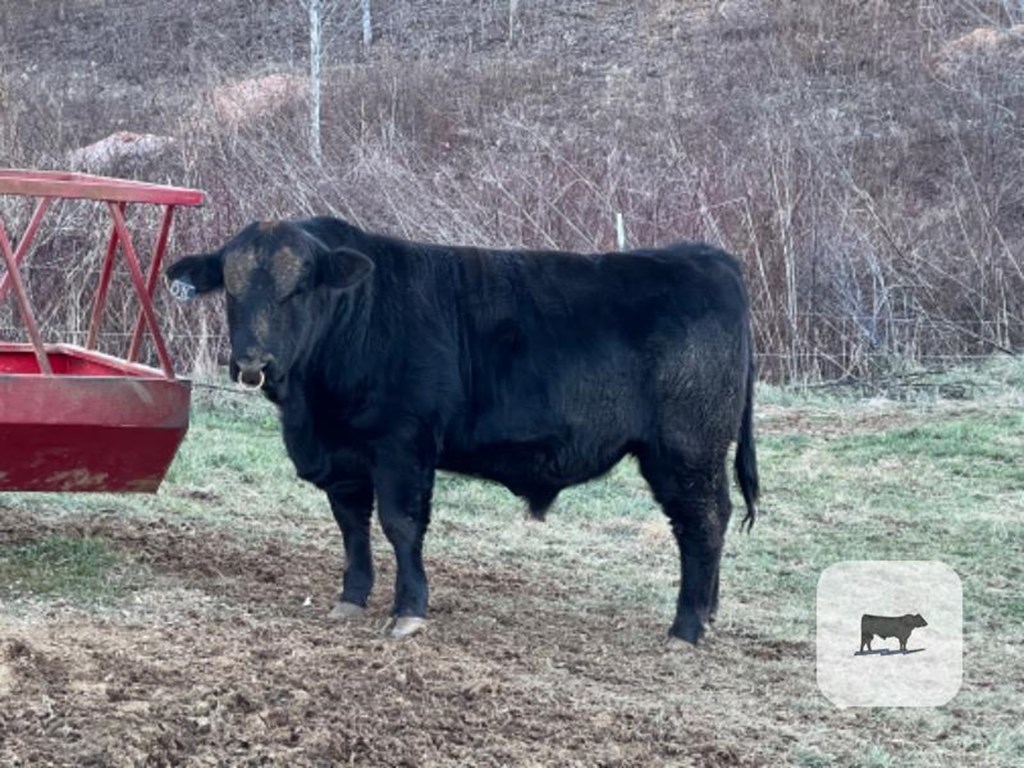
[0,170,204,374]
[0,169,204,207]
[0,343,192,492]
[0,200,53,373]
[0,169,205,493]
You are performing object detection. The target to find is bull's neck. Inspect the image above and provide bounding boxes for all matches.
[301,278,374,398]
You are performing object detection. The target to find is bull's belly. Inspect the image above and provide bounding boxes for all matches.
[439,437,630,498]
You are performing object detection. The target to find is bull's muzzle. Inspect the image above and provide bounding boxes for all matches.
[236,366,266,390]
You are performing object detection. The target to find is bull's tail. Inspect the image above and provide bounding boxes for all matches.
[735,341,760,533]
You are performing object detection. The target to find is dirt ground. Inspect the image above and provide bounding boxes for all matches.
[0,490,1014,768]
[0,503,812,768]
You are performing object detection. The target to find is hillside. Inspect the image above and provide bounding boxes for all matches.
[1,0,1022,380]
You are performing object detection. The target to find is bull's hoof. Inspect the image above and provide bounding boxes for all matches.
[667,635,699,649]
[328,601,367,620]
[390,616,428,639]
[670,615,706,646]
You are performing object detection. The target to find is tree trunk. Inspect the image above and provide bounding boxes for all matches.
[309,0,322,163]
[361,0,372,46]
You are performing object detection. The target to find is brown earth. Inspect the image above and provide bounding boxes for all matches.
[0,396,1018,766]
[0,488,1017,766]
[0,508,784,767]
[0,503,817,768]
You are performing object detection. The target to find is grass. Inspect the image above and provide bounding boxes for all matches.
[0,535,131,603]
[857,744,896,768]
[89,366,1024,638]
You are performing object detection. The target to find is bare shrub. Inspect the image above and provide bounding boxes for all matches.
[2,0,1022,382]
[210,74,310,129]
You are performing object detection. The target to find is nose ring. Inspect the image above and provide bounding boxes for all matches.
[236,368,266,390]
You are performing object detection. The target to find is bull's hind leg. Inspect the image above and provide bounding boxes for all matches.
[640,449,731,645]
[327,478,375,617]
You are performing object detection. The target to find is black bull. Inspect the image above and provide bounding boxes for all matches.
[167,216,760,644]
[860,614,928,652]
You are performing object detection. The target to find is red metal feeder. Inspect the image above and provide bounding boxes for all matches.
[0,169,204,492]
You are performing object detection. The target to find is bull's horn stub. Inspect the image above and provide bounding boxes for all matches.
[390,616,428,639]
[328,601,367,620]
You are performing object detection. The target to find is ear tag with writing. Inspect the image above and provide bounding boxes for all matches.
[169,278,197,303]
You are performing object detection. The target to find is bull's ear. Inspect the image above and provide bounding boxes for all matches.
[316,247,374,291]
[166,252,224,299]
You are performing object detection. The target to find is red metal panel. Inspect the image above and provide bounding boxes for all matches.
[0,347,190,492]
[129,205,176,362]
[0,197,51,304]
[107,202,176,377]
[0,426,186,492]
[85,205,123,350]
[0,343,186,378]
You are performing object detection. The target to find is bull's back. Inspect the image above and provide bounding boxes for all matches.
[456,241,746,328]
[455,242,748,388]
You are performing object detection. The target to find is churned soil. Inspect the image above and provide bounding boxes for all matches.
[1,507,807,767]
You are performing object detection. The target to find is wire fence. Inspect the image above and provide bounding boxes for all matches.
[1,310,1019,389]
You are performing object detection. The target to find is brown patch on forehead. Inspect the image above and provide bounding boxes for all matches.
[271,245,306,299]
[258,219,280,232]
[223,248,259,295]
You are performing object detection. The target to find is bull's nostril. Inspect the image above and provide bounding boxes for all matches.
[237,367,266,390]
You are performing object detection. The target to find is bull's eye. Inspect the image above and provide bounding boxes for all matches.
[277,287,299,304]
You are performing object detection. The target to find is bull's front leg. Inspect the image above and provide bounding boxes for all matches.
[327,477,375,619]
[373,447,435,639]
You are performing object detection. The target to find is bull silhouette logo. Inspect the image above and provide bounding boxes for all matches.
[818,563,961,707]
[857,613,928,655]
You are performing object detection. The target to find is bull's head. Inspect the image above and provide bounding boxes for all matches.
[166,220,373,395]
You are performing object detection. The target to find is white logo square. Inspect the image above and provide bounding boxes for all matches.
[817,561,963,708]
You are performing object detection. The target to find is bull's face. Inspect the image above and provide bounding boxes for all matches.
[912,613,928,628]
[166,221,373,395]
